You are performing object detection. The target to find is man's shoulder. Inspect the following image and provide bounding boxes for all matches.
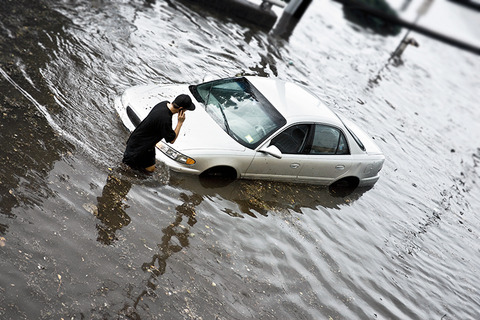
[148,101,170,117]
[152,100,169,110]
[148,100,173,123]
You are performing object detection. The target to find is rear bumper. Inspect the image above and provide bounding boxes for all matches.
[358,175,380,187]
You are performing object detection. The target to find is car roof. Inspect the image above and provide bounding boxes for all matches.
[245,76,343,127]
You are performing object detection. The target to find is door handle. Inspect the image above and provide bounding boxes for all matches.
[335,165,345,170]
[290,163,300,169]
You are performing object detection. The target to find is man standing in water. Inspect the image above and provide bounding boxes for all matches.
[122,94,195,173]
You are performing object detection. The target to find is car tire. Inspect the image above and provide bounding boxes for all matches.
[199,166,237,187]
[329,177,359,197]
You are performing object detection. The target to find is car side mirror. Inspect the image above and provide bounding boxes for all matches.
[259,145,282,159]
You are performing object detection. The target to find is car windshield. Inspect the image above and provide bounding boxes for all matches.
[190,77,286,149]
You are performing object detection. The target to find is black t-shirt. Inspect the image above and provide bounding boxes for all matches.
[122,101,176,166]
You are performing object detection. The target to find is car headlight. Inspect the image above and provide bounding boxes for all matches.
[156,142,196,165]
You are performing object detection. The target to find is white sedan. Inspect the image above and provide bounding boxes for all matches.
[115,76,384,188]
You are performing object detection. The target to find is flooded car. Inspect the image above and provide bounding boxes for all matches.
[115,76,385,188]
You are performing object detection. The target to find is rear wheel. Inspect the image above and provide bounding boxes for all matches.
[329,177,359,197]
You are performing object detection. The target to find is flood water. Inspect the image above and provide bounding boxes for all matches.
[1,0,479,319]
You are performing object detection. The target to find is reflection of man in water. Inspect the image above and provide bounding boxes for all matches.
[122,94,195,173]
[95,174,132,245]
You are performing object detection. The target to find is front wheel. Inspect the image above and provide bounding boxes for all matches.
[199,166,237,187]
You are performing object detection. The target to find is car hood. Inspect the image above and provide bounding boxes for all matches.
[119,83,245,153]
[172,104,246,153]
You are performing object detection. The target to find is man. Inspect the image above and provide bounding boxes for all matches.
[122,94,195,173]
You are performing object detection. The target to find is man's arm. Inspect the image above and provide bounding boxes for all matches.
[169,109,186,144]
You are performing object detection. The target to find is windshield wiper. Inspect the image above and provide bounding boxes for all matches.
[218,102,230,134]
[205,85,230,134]
[205,84,213,110]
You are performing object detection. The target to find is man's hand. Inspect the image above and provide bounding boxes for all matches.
[178,109,186,123]
[170,110,185,144]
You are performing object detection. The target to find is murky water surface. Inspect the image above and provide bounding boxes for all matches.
[1,0,479,319]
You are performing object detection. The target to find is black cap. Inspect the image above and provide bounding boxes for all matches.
[173,94,196,111]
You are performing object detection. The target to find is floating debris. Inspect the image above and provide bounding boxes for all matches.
[82,203,98,215]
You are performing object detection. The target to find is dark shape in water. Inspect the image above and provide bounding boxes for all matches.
[178,0,278,29]
[342,0,402,36]
[0,0,74,227]
[95,174,133,245]
[272,0,313,39]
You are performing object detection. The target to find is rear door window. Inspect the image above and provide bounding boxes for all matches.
[309,125,349,155]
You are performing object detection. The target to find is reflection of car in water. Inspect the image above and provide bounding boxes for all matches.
[115,76,385,189]
[169,172,372,215]
[91,162,368,247]
[91,164,370,316]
